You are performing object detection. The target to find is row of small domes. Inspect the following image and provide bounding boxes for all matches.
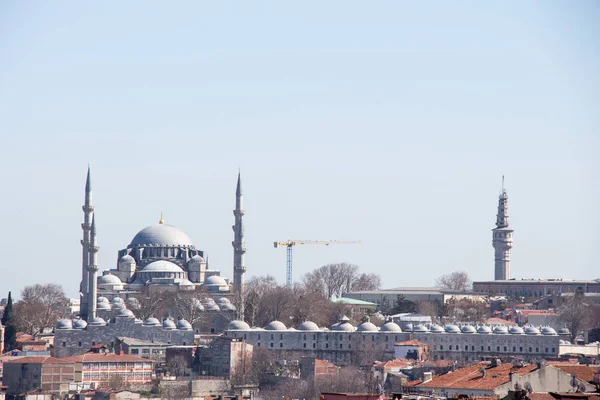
[228,319,566,336]
[57,316,193,330]
[95,296,236,312]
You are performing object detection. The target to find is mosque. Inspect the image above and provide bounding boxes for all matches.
[77,166,246,322]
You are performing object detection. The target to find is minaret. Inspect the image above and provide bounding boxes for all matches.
[232,171,247,302]
[492,176,514,280]
[80,166,94,320]
[87,214,99,320]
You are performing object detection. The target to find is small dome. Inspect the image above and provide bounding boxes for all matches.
[217,297,231,304]
[221,303,236,311]
[413,324,429,332]
[195,302,205,311]
[430,324,444,333]
[119,254,135,263]
[445,325,460,333]
[525,326,541,335]
[57,319,73,329]
[288,327,297,331]
[558,328,571,335]
[163,319,176,330]
[73,319,88,329]
[229,320,250,330]
[541,327,557,336]
[177,319,192,330]
[98,272,122,285]
[88,317,107,326]
[298,321,320,331]
[189,255,205,263]
[477,326,492,334]
[116,309,135,318]
[206,304,221,311]
[357,322,378,332]
[509,326,525,335]
[142,260,184,273]
[111,297,124,305]
[130,223,194,247]
[97,296,109,304]
[380,322,402,332]
[265,321,287,331]
[461,325,476,333]
[143,318,161,326]
[331,321,355,331]
[97,301,111,310]
[559,339,571,345]
[204,275,228,286]
[202,297,216,305]
[493,326,509,335]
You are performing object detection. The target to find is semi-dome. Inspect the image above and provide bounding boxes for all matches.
[430,325,444,333]
[143,318,161,326]
[177,319,192,330]
[129,223,195,248]
[509,326,525,335]
[380,322,402,332]
[88,317,107,326]
[413,324,430,332]
[461,325,476,333]
[493,326,508,335]
[142,260,184,273]
[298,321,320,331]
[57,319,73,329]
[445,325,460,333]
[73,319,88,329]
[163,319,176,330]
[357,322,378,332]
[265,321,287,331]
[116,309,135,318]
[477,326,492,334]
[98,272,122,285]
[204,275,227,285]
[558,328,571,335]
[228,320,250,330]
[541,327,557,336]
[525,326,541,335]
[119,254,135,263]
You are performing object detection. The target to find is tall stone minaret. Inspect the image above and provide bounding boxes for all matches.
[492,176,514,280]
[232,171,246,298]
[87,214,99,320]
[80,166,94,320]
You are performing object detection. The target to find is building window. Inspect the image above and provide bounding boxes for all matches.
[487,346,491,351]
[545,347,548,353]
[270,343,273,348]
[271,334,274,340]
[535,347,539,353]
[303,334,306,340]
[529,347,532,352]
[340,344,343,349]
[257,343,260,347]
[465,345,468,351]
[496,346,500,351]
[552,347,555,353]
[280,343,283,348]
[472,345,475,351]
[504,346,507,351]
[280,334,283,340]
[313,343,316,348]
[481,346,484,351]
[449,345,452,350]
[520,346,523,352]
[63,341,66,347]
[92,341,96,346]
[326,343,329,348]
[313,334,316,340]
[303,343,306,348]
[440,345,444,350]
[79,342,82,347]
[258,334,261,340]
[513,346,516,352]
[386,336,389,342]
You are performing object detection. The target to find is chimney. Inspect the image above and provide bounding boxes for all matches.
[423,372,433,383]
[480,368,487,378]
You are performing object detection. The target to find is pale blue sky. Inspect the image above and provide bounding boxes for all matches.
[0,2,598,299]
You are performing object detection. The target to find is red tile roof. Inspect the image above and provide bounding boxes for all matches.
[62,353,152,363]
[374,358,414,369]
[5,356,72,364]
[528,393,556,400]
[395,340,427,347]
[549,365,599,383]
[485,317,517,326]
[405,362,539,390]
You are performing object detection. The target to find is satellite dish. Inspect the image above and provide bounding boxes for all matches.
[524,382,533,394]
[577,382,587,393]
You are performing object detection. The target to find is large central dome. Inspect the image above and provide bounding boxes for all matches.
[129,223,195,248]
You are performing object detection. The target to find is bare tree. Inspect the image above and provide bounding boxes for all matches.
[243,275,278,327]
[302,263,381,299]
[559,291,593,343]
[435,271,472,292]
[132,286,171,320]
[13,284,69,334]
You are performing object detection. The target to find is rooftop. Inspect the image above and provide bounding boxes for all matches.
[331,297,377,306]
[395,340,427,347]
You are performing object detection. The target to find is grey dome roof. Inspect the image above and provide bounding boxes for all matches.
[217,297,231,304]
[163,319,176,330]
[413,324,430,332]
[509,326,525,334]
[357,322,378,332]
[541,327,557,335]
[143,318,161,326]
[88,317,107,326]
[298,321,320,331]
[493,326,509,334]
[189,255,205,263]
[73,319,88,329]
[206,304,220,311]
[461,325,476,333]
[98,273,122,285]
[265,321,287,331]
[430,324,444,333]
[221,303,236,311]
[228,320,250,330]
[97,296,109,303]
[558,328,570,335]
[111,297,124,304]
[97,301,111,310]
[177,319,192,330]
[380,322,402,332]
[331,321,355,331]
[477,326,492,334]
[119,255,135,263]
[204,275,227,285]
[57,319,73,329]
[142,260,184,273]
[117,309,135,318]
[130,223,194,247]
[445,325,460,333]
[525,326,541,335]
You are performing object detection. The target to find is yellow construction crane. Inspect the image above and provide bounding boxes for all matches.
[273,240,361,287]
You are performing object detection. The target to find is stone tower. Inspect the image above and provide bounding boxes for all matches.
[492,177,514,280]
[80,166,94,320]
[87,214,99,320]
[232,171,246,294]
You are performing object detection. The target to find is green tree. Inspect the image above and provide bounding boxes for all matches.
[385,295,417,315]
[2,292,17,351]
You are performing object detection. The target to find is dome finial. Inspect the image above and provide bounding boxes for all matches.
[159,212,164,224]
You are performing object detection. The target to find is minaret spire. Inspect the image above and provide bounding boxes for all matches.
[87,214,99,320]
[232,170,246,318]
[492,176,514,280]
[80,165,94,320]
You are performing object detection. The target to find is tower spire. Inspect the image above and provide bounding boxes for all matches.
[492,177,514,281]
[232,171,246,318]
[80,166,94,320]
[87,213,99,320]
